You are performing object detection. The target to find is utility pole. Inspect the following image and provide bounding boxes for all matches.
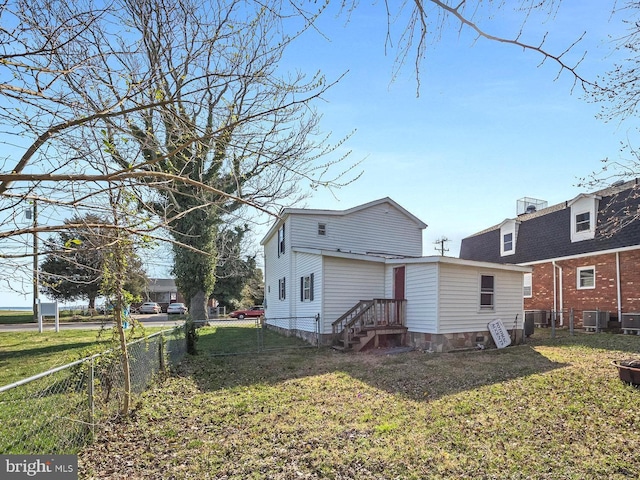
[434,236,450,256]
[30,200,39,323]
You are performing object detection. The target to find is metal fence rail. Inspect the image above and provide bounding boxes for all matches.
[0,326,186,455]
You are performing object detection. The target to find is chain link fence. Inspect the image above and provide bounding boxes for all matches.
[203,315,319,355]
[525,308,640,337]
[0,326,186,455]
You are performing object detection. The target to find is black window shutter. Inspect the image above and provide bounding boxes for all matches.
[300,276,304,302]
[310,273,314,301]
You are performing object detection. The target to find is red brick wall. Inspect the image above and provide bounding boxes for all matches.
[524,249,640,320]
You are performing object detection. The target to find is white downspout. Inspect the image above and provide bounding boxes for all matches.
[552,261,556,325]
[616,252,622,321]
[552,261,564,326]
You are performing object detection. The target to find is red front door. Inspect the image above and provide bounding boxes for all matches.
[394,266,405,300]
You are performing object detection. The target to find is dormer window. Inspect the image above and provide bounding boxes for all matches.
[575,212,590,232]
[499,219,518,256]
[569,194,599,243]
[503,233,513,252]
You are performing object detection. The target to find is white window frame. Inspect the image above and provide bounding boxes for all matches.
[523,272,532,298]
[278,277,286,300]
[317,223,326,236]
[499,220,517,256]
[577,266,595,290]
[479,274,495,310]
[575,212,591,233]
[503,232,513,254]
[277,224,285,256]
[569,195,599,243]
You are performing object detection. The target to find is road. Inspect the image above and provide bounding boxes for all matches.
[0,313,186,332]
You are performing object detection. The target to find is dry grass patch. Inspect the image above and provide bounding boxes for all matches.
[79,328,640,479]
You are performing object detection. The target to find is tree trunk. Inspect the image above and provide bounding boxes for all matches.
[189,290,209,324]
[114,305,131,415]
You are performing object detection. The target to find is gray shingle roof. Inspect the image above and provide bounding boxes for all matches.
[460,179,640,264]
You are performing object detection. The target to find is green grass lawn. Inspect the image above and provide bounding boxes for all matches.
[0,325,168,386]
[77,328,640,479]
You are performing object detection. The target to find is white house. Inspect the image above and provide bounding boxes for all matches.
[261,198,531,352]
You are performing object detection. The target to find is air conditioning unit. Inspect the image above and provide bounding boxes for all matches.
[583,311,610,332]
[621,313,640,335]
[525,310,548,328]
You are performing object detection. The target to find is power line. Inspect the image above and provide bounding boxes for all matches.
[434,236,450,256]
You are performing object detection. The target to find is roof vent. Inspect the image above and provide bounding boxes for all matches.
[611,179,625,187]
[517,197,548,216]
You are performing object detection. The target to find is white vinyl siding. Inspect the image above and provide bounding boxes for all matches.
[263,227,291,319]
[437,264,524,334]
[394,263,438,333]
[288,203,423,257]
[293,252,322,321]
[322,257,385,334]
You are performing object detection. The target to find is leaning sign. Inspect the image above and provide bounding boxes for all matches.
[488,319,511,349]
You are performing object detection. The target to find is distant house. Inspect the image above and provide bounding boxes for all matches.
[144,278,185,311]
[261,198,530,352]
[459,179,640,328]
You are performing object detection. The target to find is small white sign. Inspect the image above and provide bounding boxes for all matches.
[488,319,511,349]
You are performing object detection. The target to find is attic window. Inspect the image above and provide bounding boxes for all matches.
[318,223,326,236]
[503,233,513,253]
[575,212,590,232]
[499,220,517,256]
[277,224,285,256]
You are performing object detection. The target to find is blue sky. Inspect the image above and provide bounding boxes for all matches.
[2,1,637,307]
[260,1,637,257]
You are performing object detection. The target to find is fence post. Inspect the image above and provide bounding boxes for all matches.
[88,357,95,441]
[570,308,574,336]
[159,334,166,373]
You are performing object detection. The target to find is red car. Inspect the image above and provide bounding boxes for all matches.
[229,305,264,319]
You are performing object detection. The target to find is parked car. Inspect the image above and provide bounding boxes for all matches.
[229,305,264,319]
[138,302,162,314]
[167,302,188,315]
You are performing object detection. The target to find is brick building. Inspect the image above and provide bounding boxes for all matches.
[459,179,640,327]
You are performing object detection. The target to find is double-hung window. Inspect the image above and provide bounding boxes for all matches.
[575,212,591,233]
[523,273,532,298]
[278,277,286,300]
[503,233,513,253]
[300,273,314,302]
[577,266,595,289]
[277,224,285,257]
[480,275,495,310]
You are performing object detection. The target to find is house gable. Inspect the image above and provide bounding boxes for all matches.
[261,197,427,258]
